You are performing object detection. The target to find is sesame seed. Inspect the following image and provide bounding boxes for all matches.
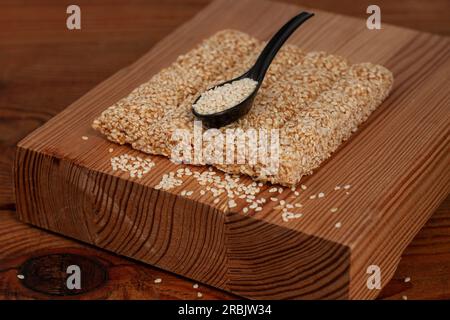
[17,274,25,280]
[197,292,203,298]
[154,278,162,284]
[309,195,316,199]
[335,222,342,228]
[228,200,237,208]
[111,154,155,179]
[109,148,114,153]
[193,78,258,115]
[330,207,338,213]
[301,185,307,190]
[318,192,325,198]
[155,172,182,189]
[193,283,199,289]
[344,184,351,189]
[404,277,411,283]
[402,295,407,300]
[81,136,88,140]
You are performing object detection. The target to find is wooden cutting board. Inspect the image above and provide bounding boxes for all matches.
[14,0,449,299]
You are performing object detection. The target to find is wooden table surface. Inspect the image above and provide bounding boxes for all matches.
[0,0,449,300]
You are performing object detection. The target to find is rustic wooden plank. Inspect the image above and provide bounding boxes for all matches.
[11,0,450,299]
[0,210,237,300]
[379,197,450,300]
[1,196,449,300]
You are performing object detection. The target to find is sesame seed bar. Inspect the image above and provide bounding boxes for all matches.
[93,30,393,186]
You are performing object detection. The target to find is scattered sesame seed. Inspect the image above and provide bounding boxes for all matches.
[318,192,325,198]
[155,172,182,189]
[228,199,237,208]
[197,292,203,298]
[243,207,249,213]
[404,277,411,283]
[309,194,316,199]
[108,148,114,153]
[334,186,341,190]
[269,187,277,193]
[282,211,303,222]
[17,274,25,280]
[111,154,155,179]
[270,197,278,202]
[154,278,162,284]
[402,295,407,300]
[193,283,199,289]
[335,222,342,228]
[344,184,351,189]
[301,185,307,190]
[330,207,338,213]
[294,191,300,196]
[81,136,88,140]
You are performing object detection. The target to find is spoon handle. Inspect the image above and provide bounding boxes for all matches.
[249,11,314,82]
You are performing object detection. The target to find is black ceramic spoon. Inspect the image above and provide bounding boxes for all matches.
[192,11,314,128]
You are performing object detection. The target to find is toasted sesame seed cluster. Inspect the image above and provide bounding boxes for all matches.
[93,30,393,186]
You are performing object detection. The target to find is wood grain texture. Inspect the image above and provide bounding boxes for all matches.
[13,0,450,299]
[1,198,449,299]
[1,0,449,300]
[0,211,236,300]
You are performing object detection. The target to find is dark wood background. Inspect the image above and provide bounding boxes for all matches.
[0,0,449,300]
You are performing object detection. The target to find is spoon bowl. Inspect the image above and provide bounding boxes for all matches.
[192,72,260,128]
[192,11,314,128]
